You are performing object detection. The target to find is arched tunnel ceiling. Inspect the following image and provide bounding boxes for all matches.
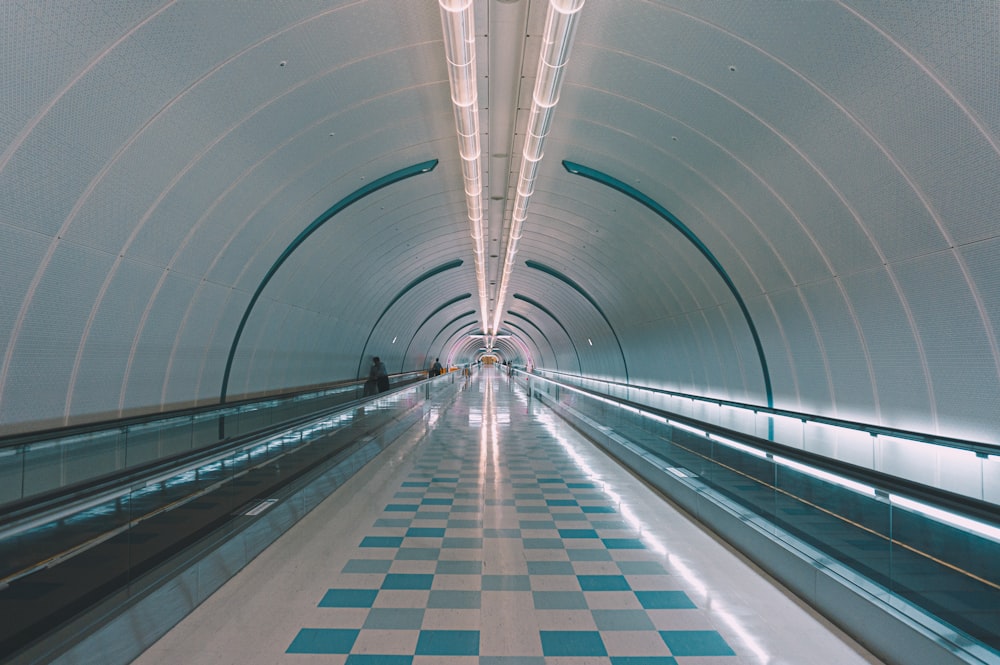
[1,1,999,444]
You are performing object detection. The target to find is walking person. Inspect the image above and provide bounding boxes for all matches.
[373,356,390,393]
[431,357,443,376]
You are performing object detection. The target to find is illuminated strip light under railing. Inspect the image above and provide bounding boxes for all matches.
[439,0,489,332]
[490,0,585,334]
[889,493,1000,544]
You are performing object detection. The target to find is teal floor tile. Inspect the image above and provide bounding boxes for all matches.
[636,591,697,609]
[482,574,531,591]
[582,505,617,514]
[413,511,450,520]
[395,547,441,560]
[442,537,483,548]
[533,590,588,609]
[447,519,482,528]
[286,628,358,653]
[435,559,481,574]
[360,536,404,548]
[342,559,392,574]
[617,561,667,575]
[384,504,419,512]
[421,497,453,505]
[415,630,480,655]
[381,573,434,590]
[373,518,412,528]
[519,519,557,529]
[592,609,656,631]
[552,513,588,521]
[318,589,378,608]
[345,655,413,665]
[527,561,575,575]
[427,589,481,609]
[540,630,607,656]
[567,482,597,488]
[603,538,645,549]
[559,528,598,538]
[363,608,424,630]
[406,527,445,537]
[546,499,578,506]
[660,630,735,656]
[402,482,430,487]
[578,575,631,591]
[450,504,480,512]
[522,538,565,549]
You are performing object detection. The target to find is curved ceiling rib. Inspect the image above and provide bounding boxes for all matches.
[400,293,472,371]
[426,312,479,363]
[562,160,774,410]
[220,159,439,404]
[525,259,628,380]
[513,294,581,372]
[356,258,465,379]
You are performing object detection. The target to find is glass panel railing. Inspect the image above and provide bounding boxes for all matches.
[523,371,1000,657]
[535,370,1000,503]
[0,372,429,509]
[0,377,448,658]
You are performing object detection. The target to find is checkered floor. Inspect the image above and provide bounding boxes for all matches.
[284,377,736,664]
[136,369,880,665]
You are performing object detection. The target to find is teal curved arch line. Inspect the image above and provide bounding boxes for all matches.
[562,160,774,412]
[220,159,438,404]
[355,258,465,379]
[427,311,478,362]
[401,293,472,371]
[507,313,558,370]
[503,319,550,368]
[513,293,582,372]
[525,259,629,381]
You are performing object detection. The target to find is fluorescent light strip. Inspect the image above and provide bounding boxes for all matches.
[490,0,585,334]
[889,493,1000,543]
[439,0,489,332]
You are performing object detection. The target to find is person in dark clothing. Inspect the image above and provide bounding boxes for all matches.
[431,358,443,376]
[372,356,390,392]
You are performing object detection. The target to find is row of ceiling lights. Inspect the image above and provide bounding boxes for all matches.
[439,0,585,349]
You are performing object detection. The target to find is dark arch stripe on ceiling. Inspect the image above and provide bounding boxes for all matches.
[562,159,774,411]
[401,293,472,371]
[356,258,465,378]
[503,319,549,368]
[525,259,629,381]
[506,314,557,369]
[513,294,582,372]
[426,311,478,360]
[220,159,438,405]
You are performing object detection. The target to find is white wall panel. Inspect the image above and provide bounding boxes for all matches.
[0,242,115,430]
[798,279,876,422]
[120,270,199,415]
[842,267,933,432]
[68,258,161,420]
[162,280,233,408]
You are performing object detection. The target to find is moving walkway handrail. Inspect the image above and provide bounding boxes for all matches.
[0,371,428,451]
[522,370,1000,526]
[534,369,1000,457]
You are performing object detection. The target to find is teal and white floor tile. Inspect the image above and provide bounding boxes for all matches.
[134,370,881,664]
